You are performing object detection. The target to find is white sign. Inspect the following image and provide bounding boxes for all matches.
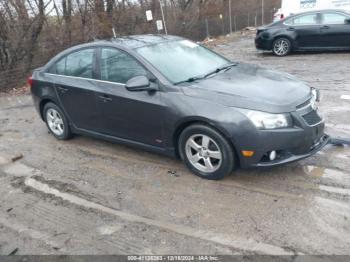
[156,20,163,31]
[146,10,153,21]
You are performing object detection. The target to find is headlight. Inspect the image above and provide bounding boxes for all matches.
[311,88,320,102]
[240,109,292,129]
[311,88,320,110]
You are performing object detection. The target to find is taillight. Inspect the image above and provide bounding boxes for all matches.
[27,76,33,87]
[281,14,284,19]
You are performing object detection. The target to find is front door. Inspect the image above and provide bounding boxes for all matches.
[94,47,165,147]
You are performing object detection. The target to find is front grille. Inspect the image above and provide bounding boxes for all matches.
[303,110,322,125]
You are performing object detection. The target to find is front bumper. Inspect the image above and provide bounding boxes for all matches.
[255,35,273,51]
[254,134,330,167]
[236,106,328,168]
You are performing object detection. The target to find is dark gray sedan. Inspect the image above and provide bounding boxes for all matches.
[30,35,328,180]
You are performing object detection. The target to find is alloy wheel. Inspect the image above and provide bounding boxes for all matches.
[185,134,222,173]
[273,39,290,56]
[46,108,65,136]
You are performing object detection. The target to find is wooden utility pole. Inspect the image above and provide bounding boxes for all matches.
[159,0,168,34]
[262,0,265,25]
[229,0,232,34]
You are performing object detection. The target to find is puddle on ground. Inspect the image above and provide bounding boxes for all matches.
[304,166,325,177]
[305,164,350,178]
[304,165,350,191]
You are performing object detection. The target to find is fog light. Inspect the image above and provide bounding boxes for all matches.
[269,151,277,161]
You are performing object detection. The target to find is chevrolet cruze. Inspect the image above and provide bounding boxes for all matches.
[30,35,329,180]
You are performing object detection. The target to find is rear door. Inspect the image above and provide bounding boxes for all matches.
[319,11,350,48]
[52,48,101,131]
[287,12,322,48]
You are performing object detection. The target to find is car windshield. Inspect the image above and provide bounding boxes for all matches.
[135,40,230,84]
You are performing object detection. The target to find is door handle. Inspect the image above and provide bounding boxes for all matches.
[287,27,295,31]
[57,86,68,93]
[321,25,330,29]
[99,95,112,102]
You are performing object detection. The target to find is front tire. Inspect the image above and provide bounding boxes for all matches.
[179,124,235,180]
[272,37,292,56]
[43,102,72,140]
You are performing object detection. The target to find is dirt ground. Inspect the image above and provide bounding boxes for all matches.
[0,33,350,256]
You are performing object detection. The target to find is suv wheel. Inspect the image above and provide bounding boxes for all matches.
[43,102,72,140]
[179,124,235,180]
[272,37,292,56]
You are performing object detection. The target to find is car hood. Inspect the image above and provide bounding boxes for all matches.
[181,63,311,113]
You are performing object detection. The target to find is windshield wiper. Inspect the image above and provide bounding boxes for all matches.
[174,62,238,85]
[174,76,206,85]
[204,62,238,78]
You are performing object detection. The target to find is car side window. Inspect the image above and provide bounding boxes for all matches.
[65,49,95,78]
[55,58,66,75]
[290,13,320,25]
[284,18,294,25]
[100,48,147,84]
[322,12,348,25]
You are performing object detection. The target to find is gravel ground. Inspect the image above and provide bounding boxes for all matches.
[0,33,349,256]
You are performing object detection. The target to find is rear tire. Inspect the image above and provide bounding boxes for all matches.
[178,124,235,180]
[272,37,292,56]
[43,102,72,140]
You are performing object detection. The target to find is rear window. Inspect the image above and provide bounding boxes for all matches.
[66,49,94,78]
[49,48,95,79]
[322,12,348,24]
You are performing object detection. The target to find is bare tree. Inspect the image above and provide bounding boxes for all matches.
[0,0,281,91]
[62,0,72,44]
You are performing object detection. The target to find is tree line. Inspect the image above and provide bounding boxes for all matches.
[0,0,280,91]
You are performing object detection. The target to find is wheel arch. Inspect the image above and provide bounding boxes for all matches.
[39,98,56,120]
[272,35,295,50]
[172,119,240,167]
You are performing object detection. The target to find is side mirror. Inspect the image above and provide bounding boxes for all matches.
[346,18,350,24]
[125,76,154,92]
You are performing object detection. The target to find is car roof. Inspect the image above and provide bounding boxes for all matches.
[44,34,185,70]
[87,34,184,50]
